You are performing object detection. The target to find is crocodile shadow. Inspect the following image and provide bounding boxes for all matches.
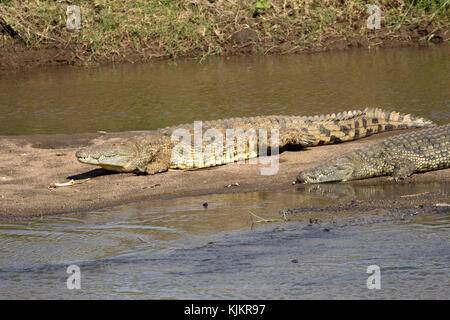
[67,168,121,180]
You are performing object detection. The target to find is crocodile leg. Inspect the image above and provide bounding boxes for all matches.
[278,128,316,148]
[143,149,172,174]
[391,159,416,181]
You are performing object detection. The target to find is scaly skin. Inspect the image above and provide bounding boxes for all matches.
[297,124,449,183]
[76,108,435,174]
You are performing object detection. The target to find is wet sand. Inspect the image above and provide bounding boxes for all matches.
[0,128,448,218]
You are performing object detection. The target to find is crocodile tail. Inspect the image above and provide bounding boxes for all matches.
[363,108,435,131]
[346,107,436,141]
[303,108,435,146]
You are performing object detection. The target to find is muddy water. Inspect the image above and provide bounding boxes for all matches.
[0,183,449,299]
[0,45,449,135]
[0,46,449,299]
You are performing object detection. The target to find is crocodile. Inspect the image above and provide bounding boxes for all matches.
[76,108,434,174]
[296,124,449,183]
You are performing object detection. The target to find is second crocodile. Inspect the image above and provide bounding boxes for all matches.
[297,124,449,183]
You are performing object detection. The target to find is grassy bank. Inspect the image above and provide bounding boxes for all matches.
[0,0,449,67]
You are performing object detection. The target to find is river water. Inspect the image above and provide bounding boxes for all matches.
[0,45,449,299]
[0,45,449,135]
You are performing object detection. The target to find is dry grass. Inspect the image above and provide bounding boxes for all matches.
[0,0,448,65]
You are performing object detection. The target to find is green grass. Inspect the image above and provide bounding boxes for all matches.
[0,0,448,65]
[407,0,447,10]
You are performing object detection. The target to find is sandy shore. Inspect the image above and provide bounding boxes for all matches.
[0,128,449,219]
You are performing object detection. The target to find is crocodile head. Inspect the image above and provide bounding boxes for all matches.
[76,141,139,172]
[296,156,355,183]
[76,137,159,173]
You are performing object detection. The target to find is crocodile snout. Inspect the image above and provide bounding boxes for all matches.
[296,171,308,183]
[75,148,88,159]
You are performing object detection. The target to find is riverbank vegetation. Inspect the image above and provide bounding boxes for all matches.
[0,0,448,67]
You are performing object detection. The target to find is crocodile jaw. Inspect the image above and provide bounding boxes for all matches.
[76,143,137,172]
[76,153,132,172]
[297,158,355,183]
